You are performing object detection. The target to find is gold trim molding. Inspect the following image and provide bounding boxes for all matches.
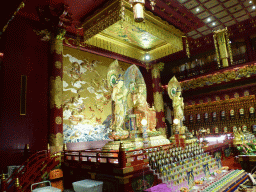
[82,0,183,62]
[181,63,256,91]
[185,95,255,110]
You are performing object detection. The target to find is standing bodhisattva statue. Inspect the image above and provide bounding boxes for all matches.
[168,76,185,134]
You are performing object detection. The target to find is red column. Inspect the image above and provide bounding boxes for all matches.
[49,29,66,150]
[152,63,166,134]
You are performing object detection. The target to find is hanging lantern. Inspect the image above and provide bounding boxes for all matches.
[129,0,145,22]
[213,28,232,68]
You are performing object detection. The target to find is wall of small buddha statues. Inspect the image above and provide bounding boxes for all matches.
[172,39,248,80]
[184,90,256,134]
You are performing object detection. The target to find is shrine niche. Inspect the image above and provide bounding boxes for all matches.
[184,90,256,135]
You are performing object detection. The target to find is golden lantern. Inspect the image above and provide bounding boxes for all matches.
[129,0,145,22]
[213,28,233,68]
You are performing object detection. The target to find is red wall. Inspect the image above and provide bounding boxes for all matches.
[0,16,50,172]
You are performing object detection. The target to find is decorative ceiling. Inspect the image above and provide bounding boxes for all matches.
[82,0,184,62]
[1,0,256,61]
[179,0,256,39]
[102,22,165,50]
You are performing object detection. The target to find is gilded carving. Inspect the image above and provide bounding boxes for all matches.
[181,63,256,91]
[49,133,64,146]
[55,61,62,69]
[185,95,255,110]
[153,92,164,112]
[157,62,165,71]
[82,0,183,62]
[55,116,62,125]
[51,38,63,55]
[56,29,66,40]
[50,76,63,109]
[152,65,160,79]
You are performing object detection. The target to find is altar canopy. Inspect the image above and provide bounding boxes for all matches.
[82,0,183,61]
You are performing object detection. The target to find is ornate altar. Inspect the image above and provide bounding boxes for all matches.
[103,61,169,151]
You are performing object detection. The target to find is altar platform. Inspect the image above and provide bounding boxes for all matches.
[62,140,247,192]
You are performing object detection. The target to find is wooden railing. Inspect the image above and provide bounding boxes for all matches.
[63,143,175,169]
[1,149,62,192]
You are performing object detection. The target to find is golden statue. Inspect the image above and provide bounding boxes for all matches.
[168,76,184,133]
[111,79,127,131]
[107,60,129,140]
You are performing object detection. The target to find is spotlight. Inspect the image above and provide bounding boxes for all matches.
[145,54,150,61]
[196,7,200,12]
[207,18,211,22]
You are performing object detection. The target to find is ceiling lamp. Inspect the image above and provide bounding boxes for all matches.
[129,0,156,22]
[129,0,145,22]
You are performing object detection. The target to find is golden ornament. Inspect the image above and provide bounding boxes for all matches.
[55,116,62,125]
[153,92,164,112]
[55,61,62,69]
[49,76,63,109]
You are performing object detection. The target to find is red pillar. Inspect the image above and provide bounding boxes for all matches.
[151,63,166,134]
[48,29,66,150]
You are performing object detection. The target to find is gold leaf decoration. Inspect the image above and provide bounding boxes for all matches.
[55,61,62,69]
[181,63,256,91]
[49,133,63,146]
[153,92,164,112]
[55,116,62,125]
[51,38,63,55]
[50,76,63,109]
[152,65,160,79]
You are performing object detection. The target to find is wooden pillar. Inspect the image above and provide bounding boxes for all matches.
[151,63,166,134]
[48,29,66,152]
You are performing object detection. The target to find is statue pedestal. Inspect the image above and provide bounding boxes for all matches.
[147,135,170,147]
[170,134,197,146]
[102,140,135,151]
[130,138,144,149]
[102,135,170,152]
